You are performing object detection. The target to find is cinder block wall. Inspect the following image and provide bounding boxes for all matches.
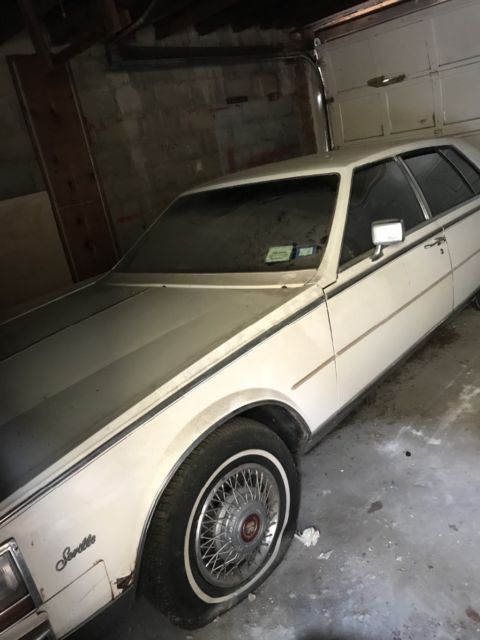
[72,26,317,252]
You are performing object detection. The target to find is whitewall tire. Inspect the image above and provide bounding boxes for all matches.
[139,417,299,628]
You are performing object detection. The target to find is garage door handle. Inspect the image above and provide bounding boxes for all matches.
[424,236,446,249]
[367,74,406,88]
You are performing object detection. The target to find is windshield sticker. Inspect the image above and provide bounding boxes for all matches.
[265,245,294,263]
[295,245,318,259]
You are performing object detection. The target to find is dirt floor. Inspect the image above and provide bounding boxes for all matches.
[104,307,480,640]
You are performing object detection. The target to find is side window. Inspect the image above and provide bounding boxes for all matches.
[403,150,474,216]
[341,160,425,266]
[442,148,480,195]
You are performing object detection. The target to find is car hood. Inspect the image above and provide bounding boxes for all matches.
[0,279,299,505]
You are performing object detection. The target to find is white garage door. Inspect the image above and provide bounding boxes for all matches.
[318,0,480,149]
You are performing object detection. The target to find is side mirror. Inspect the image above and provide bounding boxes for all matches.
[371,219,405,261]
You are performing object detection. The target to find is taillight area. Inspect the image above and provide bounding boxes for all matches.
[0,541,37,632]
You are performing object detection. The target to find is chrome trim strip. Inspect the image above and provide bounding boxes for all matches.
[336,271,452,357]
[0,295,325,528]
[0,594,32,624]
[333,226,443,298]
[440,204,480,231]
[395,155,432,220]
[0,614,53,640]
[32,625,53,640]
[0,539,42,610]
[438,148,474,193]
[454,247,480,273]
[291,356,336,390]
[304,307,456,453]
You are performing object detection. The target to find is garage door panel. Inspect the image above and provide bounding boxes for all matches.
[373,21,431,77]
[440,64,480,125]
[337,93,384,142]
[327,40,376,92]
[319,0,480,148]
[434,3,480,66]
[386,79,435,134]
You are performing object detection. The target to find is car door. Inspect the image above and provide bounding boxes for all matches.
[324,157,453,408]
[402,146,480,309]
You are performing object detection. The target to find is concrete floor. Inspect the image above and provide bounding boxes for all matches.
[107,308,480,640]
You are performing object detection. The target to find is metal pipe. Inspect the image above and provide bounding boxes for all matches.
[117,0,159,39]
[279,52,333,152]
[114,44,332,151]
[117,43,284,60]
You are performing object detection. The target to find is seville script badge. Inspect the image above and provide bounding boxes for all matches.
[55,534,96,571]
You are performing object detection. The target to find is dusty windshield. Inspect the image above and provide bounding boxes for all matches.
[118,174,339,274]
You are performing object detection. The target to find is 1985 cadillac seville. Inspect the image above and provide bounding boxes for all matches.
[2,137,480,638]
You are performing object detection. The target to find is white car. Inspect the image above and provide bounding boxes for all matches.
[1,137,480,639]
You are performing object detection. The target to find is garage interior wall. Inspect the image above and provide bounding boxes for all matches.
[0,34,73,312]
[70,26,316,253]
[0,26,316,310]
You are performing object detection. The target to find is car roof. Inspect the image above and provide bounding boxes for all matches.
[190,136,459,193]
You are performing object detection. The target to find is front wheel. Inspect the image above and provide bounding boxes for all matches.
[140,418,299,628]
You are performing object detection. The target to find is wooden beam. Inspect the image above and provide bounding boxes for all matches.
[34,0,62,17]
[274,0,359,29]
[149,0,195,22]
[17,0,54,67]
[100,0,131,34]
[195,0,248,34]
[154,0,240,39]
[52,29,104,64]
[229,0,291,32]
[117,0,195,25]
[0,1,24,45]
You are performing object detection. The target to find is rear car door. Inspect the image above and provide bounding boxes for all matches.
[325,157,453,408]
[402,146,480,309]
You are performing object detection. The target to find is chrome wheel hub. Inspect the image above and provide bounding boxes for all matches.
[194,463,280,588]
[241,513,261,542]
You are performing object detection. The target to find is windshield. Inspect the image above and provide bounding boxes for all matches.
[118,174,339,274]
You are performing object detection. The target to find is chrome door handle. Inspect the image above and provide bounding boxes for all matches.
[367,73,406,88]
[424,236,446,249]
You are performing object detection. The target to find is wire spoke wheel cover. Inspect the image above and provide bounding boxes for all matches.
[194,463,280,588]
[140,418,299,628]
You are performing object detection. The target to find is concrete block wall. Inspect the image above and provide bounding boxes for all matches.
[72,26,317,253]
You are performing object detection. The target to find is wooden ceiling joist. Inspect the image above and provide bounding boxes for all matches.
[195,1,245,35]
[154,0,242,39]
[0,0,395,62]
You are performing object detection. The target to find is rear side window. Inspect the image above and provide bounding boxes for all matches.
[442,148,480,195]
[403,150,474,216]
[341,159,425,266]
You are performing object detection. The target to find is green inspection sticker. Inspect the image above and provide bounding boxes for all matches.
[265,245,294,263]
[296,245,316,258]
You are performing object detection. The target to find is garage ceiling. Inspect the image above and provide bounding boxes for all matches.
[2,0,409,64]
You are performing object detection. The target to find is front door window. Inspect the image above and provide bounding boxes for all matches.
[340,159,426,267]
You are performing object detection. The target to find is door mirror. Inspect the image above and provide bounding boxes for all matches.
[371,219,405,261]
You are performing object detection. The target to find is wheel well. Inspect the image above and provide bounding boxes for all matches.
[133,401,309,587]
[237,402,310,455]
